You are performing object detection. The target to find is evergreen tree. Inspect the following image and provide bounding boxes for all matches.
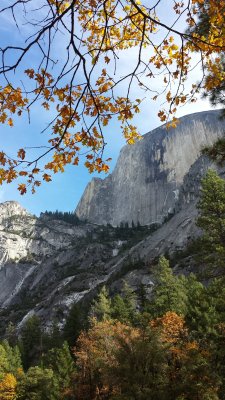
[63,303,88,346]
[197,169,225,270]
[5,323,17,348]
[43,323,62,351]
[44,342,75,399]
[122,281,137,323]
[1,340,22,377]
[0,345,10,380]
[91,286,111,321]
[148,256,188,318]
[111,282,137,324]
[19,316,42,369]
[137,283,148,311]
[17,367,57,400]
[111,294,129,323]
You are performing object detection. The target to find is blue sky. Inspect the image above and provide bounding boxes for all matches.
[0,1,215,215]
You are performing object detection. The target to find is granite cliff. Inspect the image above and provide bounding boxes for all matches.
[76,110,225,226]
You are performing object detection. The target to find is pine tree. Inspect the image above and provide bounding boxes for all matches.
[17,367,57,400]
[1,341,22,377]
[91,286,111,321]
[111,282,137,324]
[5,323,17,348]
[111,294,129,323]
[122,281,138,323]
[19,315,42,369]
[148,256,188,318]
[197,169,225,270]
[45,342,75,399]
[0,345,10,380]
[63,303,88,346]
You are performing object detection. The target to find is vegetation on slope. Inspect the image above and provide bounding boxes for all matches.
[1,169,225,398]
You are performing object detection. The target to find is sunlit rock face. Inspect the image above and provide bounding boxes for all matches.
[76,110,225,226]
[0,202,118,331]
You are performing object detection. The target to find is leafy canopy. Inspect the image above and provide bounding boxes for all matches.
[0,0,225,193]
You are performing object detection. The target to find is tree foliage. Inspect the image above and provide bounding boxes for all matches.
[148,256,188,317]
[1,170,225,398]
[0,0,224,193]
[197,169,225,270]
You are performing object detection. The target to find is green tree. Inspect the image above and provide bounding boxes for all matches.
[17,366,57,400]
[111,282,137,324]
[0,345,10,380]
[63,303,88,346]
[111,294,129,323]
[91,286,112,321]
[148,256,188,318]
[197,169,225,270]
[1,341,22,377]
[19,316,42,370]
[44,342,76,399]
[5,323,17,348]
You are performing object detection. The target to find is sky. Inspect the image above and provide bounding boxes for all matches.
[0,1,217,216]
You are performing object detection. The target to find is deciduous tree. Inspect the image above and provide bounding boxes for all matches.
[0,1,224,193]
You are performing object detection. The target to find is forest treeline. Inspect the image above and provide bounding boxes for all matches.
[1,169,225,399]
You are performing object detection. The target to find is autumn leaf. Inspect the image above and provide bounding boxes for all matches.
[17,149,26,160]
[104,56,110,64]
[18,183,27,195]
[43,173,52,182]
[8,118,13,127]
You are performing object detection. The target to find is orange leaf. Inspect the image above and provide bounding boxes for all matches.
[18,149,26,160]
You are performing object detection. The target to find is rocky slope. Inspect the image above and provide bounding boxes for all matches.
[76,110,225,226]
[0,199,189,333]
[0,203,119,331]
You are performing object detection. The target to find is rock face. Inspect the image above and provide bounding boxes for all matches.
[76,110,225,226]
[0,203,137,332]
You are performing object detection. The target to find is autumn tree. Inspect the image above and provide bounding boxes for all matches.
[150,312,220,400]
[0,373,17,400]
[75,318,140,398]
[110,324,169,400]
[0,341,22,400]
[0,0,225,193]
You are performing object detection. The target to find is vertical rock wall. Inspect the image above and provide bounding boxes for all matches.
[75,110,225,226]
